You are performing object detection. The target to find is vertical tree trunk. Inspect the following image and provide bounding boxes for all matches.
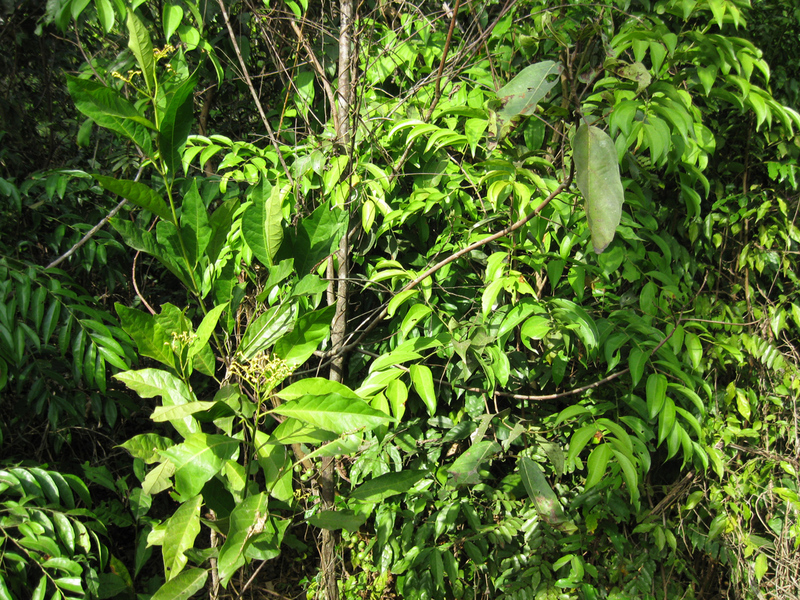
[319,1,354,598]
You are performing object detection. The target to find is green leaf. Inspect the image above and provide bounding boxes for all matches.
[151,401,219,423]
[115,368,199,437]
[519,457,576,533]
[189,302,227,358]
[657,397,677,445]
[31,575,47,600]
[628,346,648,386]
[142,460,175,495]
[271,394,393,434]
[349,470,427,503]
[159,73,199,177]
[161,434,239,498]
[151,568,208,600]
[754,553,768,582]
[254,431,293,502]
[96,175,174,223]
[308,510,367,532]
[585,443,612,491]
[163,494,202,580]
[276,377,362,402]
[448,440,501,486]
[66,76,154,157]
[285,202,349,275]
[179,179,211,268]
[95,0,115,32]
[163,3,184,40]
[409,364,437,416]
[495,61,562,135]
[567,424,598,468]
[237,302,296,360]
[242,180,284,267]
[274,304,335,367]
[126,7,155,95]
[217,493,269,587]
[646,373,667,420]
[573,124,625,253]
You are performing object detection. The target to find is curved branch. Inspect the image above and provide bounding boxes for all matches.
[323,168,574,359]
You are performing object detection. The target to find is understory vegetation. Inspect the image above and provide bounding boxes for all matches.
[1,0,799,599]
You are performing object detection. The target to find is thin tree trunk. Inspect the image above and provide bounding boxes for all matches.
[319,1,354,597]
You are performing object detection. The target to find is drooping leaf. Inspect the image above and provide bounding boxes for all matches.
[409,364,437,416]
[447,440,501,486]
[573,123,625,253]
[496,61,563,121]
[179,179,211,268]
[585,443,612,491]
[242,180,284,267]
[95,175,174,223]
[159,73,199,177]
[162,494,202,580]
[66,76,155,157]
[519,457,577,533]
[271,394,393,434]
[276,377,362,402]
[490,61,562,147]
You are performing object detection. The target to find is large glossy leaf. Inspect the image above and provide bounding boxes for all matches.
[161,434,239,499]
[242,180,284,267]
[271,393,393,434]
[159,73,199,177]
[162,494,202,580]
[573,124,625,253]
[126,7,155,95]
[95,175,173,223]
[179,179,211,268]
[273,304,335,367]
[237,302,297,360]
[217,493,269,587]
[151,568,208,600]
[519,457,577,533]
[284,202,349,275]
[66,76,154,157]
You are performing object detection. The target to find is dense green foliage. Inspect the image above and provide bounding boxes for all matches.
[1,0,800,599]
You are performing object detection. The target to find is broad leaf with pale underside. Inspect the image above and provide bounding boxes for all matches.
[573,124,625,254]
